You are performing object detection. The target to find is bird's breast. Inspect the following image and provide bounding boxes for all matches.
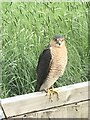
[40,46,67,90]
[50,46,67,76]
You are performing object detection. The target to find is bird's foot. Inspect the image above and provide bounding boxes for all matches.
[45,87,59,101]
[50,86,59,100]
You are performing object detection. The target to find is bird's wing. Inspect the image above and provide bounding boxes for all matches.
[35,48,52,91]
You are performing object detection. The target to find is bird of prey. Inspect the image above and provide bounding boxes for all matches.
[35,35,67,97]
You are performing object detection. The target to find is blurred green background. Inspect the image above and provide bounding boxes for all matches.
[1,2,89,98]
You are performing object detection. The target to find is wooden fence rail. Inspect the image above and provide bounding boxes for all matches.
[0,81,90,119]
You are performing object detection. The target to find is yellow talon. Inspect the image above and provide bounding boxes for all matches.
[51,86,59,99]
[45,88,52,100]
[45,86,59,101]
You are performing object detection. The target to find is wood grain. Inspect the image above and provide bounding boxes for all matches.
[1,81,89,118]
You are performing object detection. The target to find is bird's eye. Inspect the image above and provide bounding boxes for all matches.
[54,39,57,41]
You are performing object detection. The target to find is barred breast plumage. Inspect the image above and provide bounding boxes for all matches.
[40,45,67,90]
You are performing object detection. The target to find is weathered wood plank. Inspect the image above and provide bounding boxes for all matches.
[1,81,89,118]
[0,106,3,119]
[13,101,89,118]
[0,99,5,119]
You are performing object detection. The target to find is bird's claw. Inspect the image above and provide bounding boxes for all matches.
[45,88,59,101]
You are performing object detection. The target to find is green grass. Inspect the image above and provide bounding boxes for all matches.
[1,2,89,98]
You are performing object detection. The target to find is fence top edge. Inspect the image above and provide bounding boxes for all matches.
[1,81,89,104]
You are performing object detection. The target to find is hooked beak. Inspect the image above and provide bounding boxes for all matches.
[56,41,62,45]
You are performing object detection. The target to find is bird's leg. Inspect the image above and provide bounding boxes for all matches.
[48,88,53,100]
[50,85,59,100]
[45,88,52,99]
[45,87,59,100]
[44,88,54,101]
[51,85,55,94]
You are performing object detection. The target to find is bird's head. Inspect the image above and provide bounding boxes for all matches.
[50,35,65,48]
